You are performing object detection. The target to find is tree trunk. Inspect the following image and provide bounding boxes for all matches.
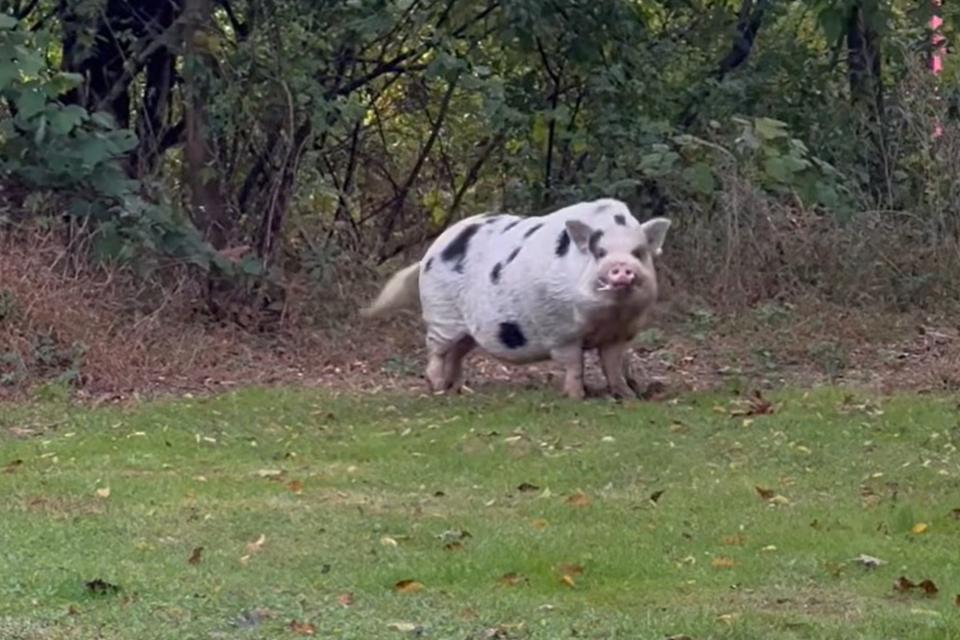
[846,0,887,201]
[182,0,229,249]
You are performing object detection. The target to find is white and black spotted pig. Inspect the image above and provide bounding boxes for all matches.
[362,198,671,399]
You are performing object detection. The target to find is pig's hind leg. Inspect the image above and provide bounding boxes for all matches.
[425,328,474,393]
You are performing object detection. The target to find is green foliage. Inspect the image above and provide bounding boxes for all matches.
[0,16,223,275]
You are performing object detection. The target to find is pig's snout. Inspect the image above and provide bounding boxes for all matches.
[598,262,640,291]
[607,264,635,286]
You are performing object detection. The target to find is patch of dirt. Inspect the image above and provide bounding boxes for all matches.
[724,586,869,624]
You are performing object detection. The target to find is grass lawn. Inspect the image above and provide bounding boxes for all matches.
[2,385,960,639]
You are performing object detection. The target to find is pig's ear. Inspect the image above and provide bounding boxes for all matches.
[640,217,671,256]
[565,219,594,252]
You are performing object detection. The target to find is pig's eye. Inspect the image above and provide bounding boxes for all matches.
[631,246,647,260]
[593,248,607,259]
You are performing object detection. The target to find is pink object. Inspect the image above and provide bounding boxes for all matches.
[931,0,944,139]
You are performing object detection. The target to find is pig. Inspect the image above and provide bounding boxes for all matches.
[362,198,671,399]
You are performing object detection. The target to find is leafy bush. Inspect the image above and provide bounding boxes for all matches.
[0,15,224,275]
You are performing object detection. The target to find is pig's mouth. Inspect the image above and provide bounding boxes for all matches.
[595,278,633,293]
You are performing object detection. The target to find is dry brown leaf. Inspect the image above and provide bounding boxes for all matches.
[755,486,775,500]
[2,459,23,474]
[950,508,960,520]
[894,576,917,593]
[911,522,929,534]
[256,469,283,478]
[558,563,584,576]
[919,579,939,596]
[730,390,775,417]
[954,594,960,607]
[712,557,736,569]
[517,482,540,492]
[444,541,465,551]
[498,572,528,587]
[288,620,315,635]
[187,546,203,565]
[393,579,424,593]
[649,489,665,504]
[559,574,576,588]
[721,534,745,546]
[337,592,354,607]
[287,480,304,494]
[531,518,549,530]
[565,490,591,507]
[95,487,111,499]
[67,605,79,616]
[244,534,266,554]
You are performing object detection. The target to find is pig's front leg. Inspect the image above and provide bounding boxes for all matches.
[599,342,635,399]
[551,343,585,399]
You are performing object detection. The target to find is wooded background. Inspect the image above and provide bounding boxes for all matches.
[1,0,959,321]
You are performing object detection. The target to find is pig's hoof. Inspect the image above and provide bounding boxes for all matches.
[563,385,586,400]
[609,385,636,402]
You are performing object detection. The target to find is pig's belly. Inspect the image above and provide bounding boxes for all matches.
[469,322,555,364]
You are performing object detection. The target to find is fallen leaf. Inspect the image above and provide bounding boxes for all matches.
[560,574,576,588]
[387,621,422,633]
[954,594,960,607]
[730,390,775,417]
[444,542,465,551]
[67,605,79,616]
[912,522,929,534]
[187,546,203,565]
[2,459,23,473]
[716,613,738,624]
[337,593,354,607]
[531,518,549,530]
[437,529,471,545]
[288,620,315,635]
[287,480,304,494]
[852,554,886,569]
[95,487,111,499]
[895,576,917,592]
[919,579,939,596]
[244,534,266,554]
[517,482,540,492]
[721,534,745,546]
[649,489,665,503]
[558,563,583,576]
[565,490,591,507]
[755,486,775,500]
[498,572,528,587]
[712,557,736,569]
[393,579,424,593]
[950,508,960,520]
[84,579,120,595]
[381,536,399,547]
[256,469,283,478]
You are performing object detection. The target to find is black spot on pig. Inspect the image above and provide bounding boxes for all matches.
[523,223,544,238]
[441,223,481,273]
[505,247,521,264]
[498,322,527,349]
[502,220,521,233]
[491,262,502,284]
[588,230,606,259]
[424,257,433,272]
[555,230,570,257]
[613,214,626,226]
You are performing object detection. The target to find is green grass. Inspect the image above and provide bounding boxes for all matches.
[2,387,960,639]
